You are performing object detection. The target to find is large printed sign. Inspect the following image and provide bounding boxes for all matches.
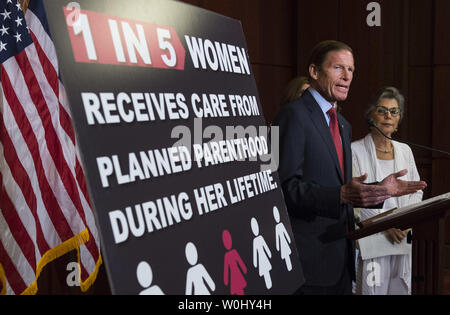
[44,0,304,294]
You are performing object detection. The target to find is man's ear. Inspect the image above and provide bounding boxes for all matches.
[309,64,319,81]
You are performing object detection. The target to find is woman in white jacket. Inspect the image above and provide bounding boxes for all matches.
[352,87,423,295]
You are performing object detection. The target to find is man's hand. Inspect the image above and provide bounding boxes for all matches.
[380,169,427,197]
[385,228,409,244]
[341,174,391,207]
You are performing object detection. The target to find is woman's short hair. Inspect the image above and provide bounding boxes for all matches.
[281,76,310,105]
[365,86,406,123]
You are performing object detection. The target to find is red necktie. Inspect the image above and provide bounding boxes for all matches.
[328,108,345,177]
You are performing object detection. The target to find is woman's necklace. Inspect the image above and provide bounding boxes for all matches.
[372,133,394,154]
[375,144,393,154]
[375,148,392,154]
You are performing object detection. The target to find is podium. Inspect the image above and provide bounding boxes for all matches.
[348,193,450,295]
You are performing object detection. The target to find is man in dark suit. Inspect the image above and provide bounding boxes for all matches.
[272,40,426,295]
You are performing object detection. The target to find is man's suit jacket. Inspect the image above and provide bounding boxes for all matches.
[272,90,355,287]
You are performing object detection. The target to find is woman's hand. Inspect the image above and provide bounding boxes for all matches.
[385,228,409,244]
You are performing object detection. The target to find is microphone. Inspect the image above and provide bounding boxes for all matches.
[367,118,450,157]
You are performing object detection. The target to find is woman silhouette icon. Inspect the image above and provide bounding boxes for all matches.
[136,261,164,295]
[185,242,216,295]
[273,206,293,271]
[251,218,273,289]
[223,230,247,295]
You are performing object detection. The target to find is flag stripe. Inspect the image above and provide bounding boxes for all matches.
[0,186,40,278]
[28,28,92,210]
[24,5,57,72]
[7,51,85,240]
[3,80,94,292]
[26,24,90,213]
[58,83,92,207]
[19,46,100,264]
[0,170,37,290]
[28,31,88,207]
[75,160,92,207]
[28,31,76,146]
[27,4,101,279]
[1,62,75,242]
[1,84,65,251]
[0,102,51,256]
[0,193,37,290]
[0,171,37,270]
[18,45,84,214]
[0,238,27,294]
[29,32,59,99]
[1,95,66,261]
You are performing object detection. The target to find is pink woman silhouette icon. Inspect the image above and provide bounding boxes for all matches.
[222,230,247,295]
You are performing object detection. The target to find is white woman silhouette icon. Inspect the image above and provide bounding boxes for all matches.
[251,218,273,289]
[136,261,164,295]
[273,206,293,271]
[185,242,216,295]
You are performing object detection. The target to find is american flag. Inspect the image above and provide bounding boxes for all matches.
[0,0,101,294]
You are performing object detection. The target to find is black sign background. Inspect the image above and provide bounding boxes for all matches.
[44,0,304,294]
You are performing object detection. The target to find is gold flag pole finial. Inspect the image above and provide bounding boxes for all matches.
[20,0,30,13]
